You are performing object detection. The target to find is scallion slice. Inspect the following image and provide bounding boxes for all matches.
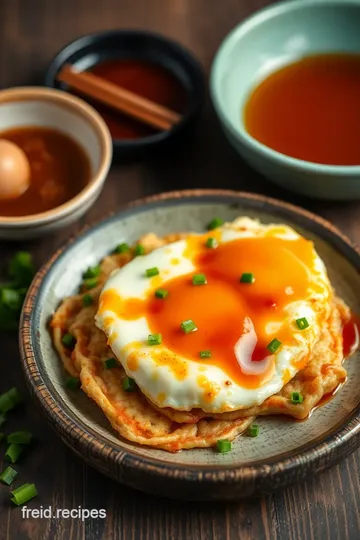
[146,267,159,278]
[0,466,18,485]
[123,377,136,392]
[82,294,93,307]
[104,358,117,370]
[267,338,282,354]
[216,439,232,453]
[240,273,255,284]
[148,333,162,346]
[192,273,207,286]
[62,333,76,349]
[247,424,259,437]
[290,392,304,404]
[207,217,224,230]
[296,317,309,330]
[199,350,211,358]
[83,265,101,279]
[83,277,98,289]
[0,388,22,414]
[7,431,32,445]
[206,237,218,249]
[113,243,129,254]
[155,288,169,299]
[135,244,145,256]
[10,483,37,506]
[180,319,197,334]
[5,443,24,463]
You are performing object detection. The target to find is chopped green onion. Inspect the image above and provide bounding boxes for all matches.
[62,333,76,349]
[155,288,169,299]
[192,273,207,286]
[113,242,130,254]
[240,273,255,284]
[7,431,32,445]
[146,267,159,278]
[290,392,304,404]
[104,358,117,369]
[10,483,37,506]
[8,252,35,287]
[148,333,162,346]
[1,288,22,311]
[296,317,309,330]
[0,388,22,413]
[0,415,5,427]
[82,294,93,307]
[83,277,98,289]
[247,424,259,437]
[123,377,136,392]
[207,217,224,230]
[199,350,212,358]
[206,237,218,249]
[83,265,101,279]
[0,466,18,485]
[65,376,81,390]
[180,319,198,334]
[135,244,145,256]
[216,439,232,453]
[267,338,282,354]
[5,444,24,463]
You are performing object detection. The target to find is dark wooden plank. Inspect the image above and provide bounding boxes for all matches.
[0,0,360,539]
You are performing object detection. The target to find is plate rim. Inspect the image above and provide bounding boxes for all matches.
[19,189,360,498]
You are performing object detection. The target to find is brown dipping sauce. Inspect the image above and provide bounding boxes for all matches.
[0,127,91,217]
[88,59,188,139]
[244,53,360,165]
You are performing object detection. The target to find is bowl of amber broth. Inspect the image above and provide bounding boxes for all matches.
[0,87,112,239]
[210,0,360,200]
[45,30,205,159]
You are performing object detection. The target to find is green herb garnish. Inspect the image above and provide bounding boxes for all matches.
[205,237,218,249]
[0,466,18,485]
[240,273,255,284]
[155,289,169,299]
[10,483,37,506]
[122,377,136,392]
[104,358,117,369]
[199,350,211,358]
[180,319,197,334]
[192,273,207,286]
[146,267,159,278]
[296,317,309,330]
[267,338,282,354]
[113,243,130,254]
[216,439,232,453]
[82,294,93,307]
[290,392,304,404]
[207,217,224,230]
[148,333,162,346]
[247,424,259,437]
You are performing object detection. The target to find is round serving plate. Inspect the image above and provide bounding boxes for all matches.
[19,190,360,501]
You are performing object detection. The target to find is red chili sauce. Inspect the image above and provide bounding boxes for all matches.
[88,59,188,140]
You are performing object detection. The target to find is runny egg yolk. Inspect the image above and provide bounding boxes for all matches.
[99,235,319,387]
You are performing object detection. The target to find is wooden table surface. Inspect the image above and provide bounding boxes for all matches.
[1,0,360,538]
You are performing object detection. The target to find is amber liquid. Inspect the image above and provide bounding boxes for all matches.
[244,53,360,165]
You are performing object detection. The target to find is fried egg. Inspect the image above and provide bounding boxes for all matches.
[95,218,333,413]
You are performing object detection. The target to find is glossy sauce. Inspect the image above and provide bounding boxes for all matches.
[88,59,188,139]
[100,235,318,386]
[0,127,90,217]
[244,53,360,165]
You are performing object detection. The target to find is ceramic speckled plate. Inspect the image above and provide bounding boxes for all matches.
[19,190,360,500]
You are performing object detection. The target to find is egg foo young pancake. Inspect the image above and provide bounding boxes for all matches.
[51,219,353,451]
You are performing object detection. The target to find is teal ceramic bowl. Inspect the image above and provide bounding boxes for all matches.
[210,0,360,200]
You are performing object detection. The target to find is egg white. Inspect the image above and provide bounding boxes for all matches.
[95,219,332,413]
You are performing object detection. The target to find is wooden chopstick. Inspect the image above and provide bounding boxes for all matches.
[57,65,182,131]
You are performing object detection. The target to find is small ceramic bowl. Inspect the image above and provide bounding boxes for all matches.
[0,87,112,240]
[210,0,360,200]
[45,30,205,160]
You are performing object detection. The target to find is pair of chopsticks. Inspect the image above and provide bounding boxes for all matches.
[57,65,182,131]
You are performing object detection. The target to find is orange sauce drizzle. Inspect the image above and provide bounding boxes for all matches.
[99,235,319,387]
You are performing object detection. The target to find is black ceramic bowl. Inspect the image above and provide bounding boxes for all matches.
[45,30,205,160]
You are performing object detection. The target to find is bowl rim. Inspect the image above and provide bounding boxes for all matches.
[0,86,112,226]
[210,0,360,175]
[19,189,360,498]
[44,28,205,151]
